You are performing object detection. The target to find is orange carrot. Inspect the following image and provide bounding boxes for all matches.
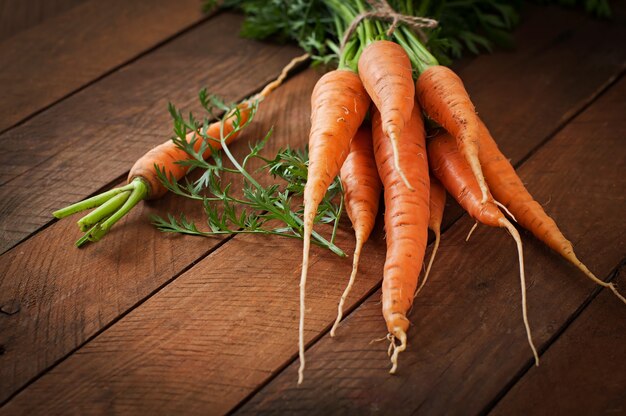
[372,104,430,373]
[298,69,370,383]
[476,121,626,304]
[130,104,252,199]
[132,53,311,199]
[359,40,415,190]
[416,65,489,203]
[428,130,539,365]
[330,125,382,337]
[415,176,446,297]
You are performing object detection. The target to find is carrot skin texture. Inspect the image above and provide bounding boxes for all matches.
[340,126,382,245]
[299,69,370,383]
[372,105,430,343]
[359,40,415,189]
[331,125,382,336]
[128,103,251,199]
[416,65,489,203]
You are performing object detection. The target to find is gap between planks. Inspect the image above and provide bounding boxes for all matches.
[481,258,626,415]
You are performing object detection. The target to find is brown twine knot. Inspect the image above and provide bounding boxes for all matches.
[340,0,438,50]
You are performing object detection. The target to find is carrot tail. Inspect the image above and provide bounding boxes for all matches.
[331,237,364,337]
[415,230,441,297]
[465,221,479,242]
[254,53,309,100]
[297,218,313,385]
[563,252,626,305]
[390,132,415,191]
[389,329,407,374]
[500,217,539,366]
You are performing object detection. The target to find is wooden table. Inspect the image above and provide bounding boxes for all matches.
[1,1,624,414]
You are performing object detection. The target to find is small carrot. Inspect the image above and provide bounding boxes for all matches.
[330,125,382,337]
[53,53,309,245]
[428,130,539,365]
[416,65,490,204]
[298,69,370,384]
[358,40,415,190]
[415,175,446,297]
[372,104,430,374]
[476,121,626,304]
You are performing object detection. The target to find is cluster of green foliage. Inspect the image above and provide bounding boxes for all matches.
[207,0,610,66]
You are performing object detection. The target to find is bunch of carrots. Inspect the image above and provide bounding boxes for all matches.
[53,0,624,384]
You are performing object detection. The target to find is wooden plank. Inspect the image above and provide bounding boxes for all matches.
[491,266,626,415]
[0,0,86,41]
[0,15,302,403]
[0,68,329,410]
[0,12,302,253]
[2,6,624,414]
[0,0,206,133]
[235,78,626,415]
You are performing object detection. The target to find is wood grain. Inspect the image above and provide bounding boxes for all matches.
[0,12,302,253]
[0,0,85,41]
[2,6,625,414]
[492,265,626,415]
[0,16,302,404]
[235,77,626,415]
[0,0,206,133]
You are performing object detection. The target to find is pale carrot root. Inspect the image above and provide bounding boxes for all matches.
[330,237,364,337]
[494,200,517,222]
[297,218,313,385]
[415,230,441,297]
[466,221,479,242]
[500,217,539,366]
[389,328,407,374]
[564,252,626,305]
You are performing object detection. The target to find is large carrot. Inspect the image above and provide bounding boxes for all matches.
[476,121,626,304]
[358,40,415,190]
[372,104,430,373]
[298,69,370,383]
[416,65,489,204]
[428,130,539,365]
[415,176,446,297]
[53,53,309,245]
[330,125,382,337]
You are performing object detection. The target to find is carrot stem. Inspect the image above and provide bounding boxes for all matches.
[53,182,135,218]
[77,191,131,232]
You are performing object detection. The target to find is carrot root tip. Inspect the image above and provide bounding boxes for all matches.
[388,328,407,374]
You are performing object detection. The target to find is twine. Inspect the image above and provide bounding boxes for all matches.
[340,0,438,50]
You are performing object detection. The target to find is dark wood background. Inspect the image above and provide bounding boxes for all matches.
[0,1,624,414]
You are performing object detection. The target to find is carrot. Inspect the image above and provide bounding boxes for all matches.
[428,130,540,365]
[53,53,309,245]
[298,69,370,384]
[358,40,415,190]
[415,176,446,297]
[476,121,626,304]
[416,65,490,204]
[372,104,430,374]
[330,125,382,337]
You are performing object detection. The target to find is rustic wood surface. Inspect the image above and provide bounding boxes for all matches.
[0,12,301,253]
[0,1,624,415]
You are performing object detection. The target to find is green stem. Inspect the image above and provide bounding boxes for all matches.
[53,183,135,218]
[77,191,131,231]
[90,180,149,240]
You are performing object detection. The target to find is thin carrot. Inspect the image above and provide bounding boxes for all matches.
[358,40,415,190]
[298,69,370,384]
[428,130,540,366]
[415,175,446,297]
[476,121,626,304]
[53,53,309,245]
[372,104,430,374]
[330,125,382,337]
[416,65,490,204]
